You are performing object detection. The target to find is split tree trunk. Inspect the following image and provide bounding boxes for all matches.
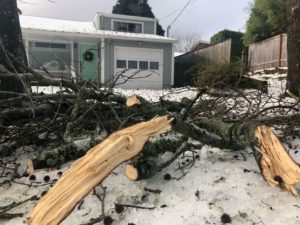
[126,117,300,195]
[28,116,172,225]
[199,119,300,195]
[286,0,300,96]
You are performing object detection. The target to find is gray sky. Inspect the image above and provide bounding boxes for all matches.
[19,0,252,41]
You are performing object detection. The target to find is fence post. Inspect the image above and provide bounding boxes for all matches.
[278,34,283,67]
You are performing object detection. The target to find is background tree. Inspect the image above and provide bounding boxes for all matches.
[244,0,287,45]
[286,0,300,96]
[0,0,28,92]
[112,0,165,36]
[171,31,205,53]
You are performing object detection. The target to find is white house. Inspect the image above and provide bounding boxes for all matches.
[20,13,176,89]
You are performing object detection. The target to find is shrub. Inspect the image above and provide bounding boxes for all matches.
[195,62,268,92]
[195,62,241,88]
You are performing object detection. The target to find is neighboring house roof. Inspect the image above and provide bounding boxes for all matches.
[20,15,176,43]
[174,52,185,57]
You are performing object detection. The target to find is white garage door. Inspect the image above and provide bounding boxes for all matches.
[114,46,163,89]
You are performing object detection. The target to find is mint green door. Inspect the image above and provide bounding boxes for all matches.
[79,44,98,81]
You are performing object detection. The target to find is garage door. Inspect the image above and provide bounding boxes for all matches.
[114,46,163,89]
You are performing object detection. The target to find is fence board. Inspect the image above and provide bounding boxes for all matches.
[248,34,287,72]
[175,39,232,65]
[174,39,232,87]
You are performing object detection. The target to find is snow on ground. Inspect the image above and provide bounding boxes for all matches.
[2,72,300,225]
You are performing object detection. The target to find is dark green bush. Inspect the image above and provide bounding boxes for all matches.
[195,62,268,92]
[195,62,240,88]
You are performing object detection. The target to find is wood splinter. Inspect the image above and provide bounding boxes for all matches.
[27,116,172,225]
[255,125,300,196]
[126,95,141,107]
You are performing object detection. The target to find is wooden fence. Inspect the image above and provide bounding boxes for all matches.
[174,39,232,86]
[247,34,287,72]
[175,39,232,65]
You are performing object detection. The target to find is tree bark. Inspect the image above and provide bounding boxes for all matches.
[28,116,171,225]
[0,0,28,93]
[286,0,300,96]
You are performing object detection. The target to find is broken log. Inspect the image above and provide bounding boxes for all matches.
[27,116,172,225]
[255,126,300,195]
[195,118,300,195]
[124,114,300,195]
[126,95,141,107]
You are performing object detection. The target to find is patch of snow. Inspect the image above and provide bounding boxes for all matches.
[174,52,185,57]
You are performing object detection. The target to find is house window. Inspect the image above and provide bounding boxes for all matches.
[116,60,127,69]
[113,21,142,33]
[139,61,148,70]
[128,60,138,69]
[150,61,159,70]
[28,41,71,72]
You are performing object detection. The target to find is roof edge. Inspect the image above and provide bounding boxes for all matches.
[22,28,177,43]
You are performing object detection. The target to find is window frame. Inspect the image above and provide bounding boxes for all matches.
[28,40,72,73]
[128,60,138,69]
[111,19,144,33]
[116,59,127,69]
[139,61,149,70]
[149,61,159,70]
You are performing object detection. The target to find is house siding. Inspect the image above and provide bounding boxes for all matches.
[144,21,155,34]
[100,16,111,31]
[104,38,173,88]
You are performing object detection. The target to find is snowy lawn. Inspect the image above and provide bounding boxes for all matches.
[1,71,300,225]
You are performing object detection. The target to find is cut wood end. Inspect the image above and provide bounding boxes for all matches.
[255,125,300,196]
[125,164,139,181]
[126,95,141,107]
[27,159,34,174]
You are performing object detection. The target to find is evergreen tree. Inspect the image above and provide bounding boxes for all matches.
[244,0,287,45]
[112,0,165,36]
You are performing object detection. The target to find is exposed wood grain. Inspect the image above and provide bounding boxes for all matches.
[255,125,300,195]
[126,95,141,107]
[28,116,172,225]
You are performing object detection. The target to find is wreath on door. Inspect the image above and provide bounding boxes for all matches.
[83,50,94,62]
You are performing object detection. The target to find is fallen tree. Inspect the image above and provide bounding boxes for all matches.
[1,76,300,224]
[27,116,172,225]
[1,2,300,224]
[26,107,300,225]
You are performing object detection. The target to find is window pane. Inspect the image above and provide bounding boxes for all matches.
[150,61,159,70]
[29,41,71,72]
[128,23,142,33]
[114,22,128,32]
[139,61,148,70]
[113,21,142,33]
[128,60,138,69]
[116,60,127,69]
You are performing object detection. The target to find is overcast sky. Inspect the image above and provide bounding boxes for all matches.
[19,0,252,41]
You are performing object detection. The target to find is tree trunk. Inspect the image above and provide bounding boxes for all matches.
[286,0,300,96]
[126,116,300,196]
[0,0,28,92]
[27,116,171,225]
